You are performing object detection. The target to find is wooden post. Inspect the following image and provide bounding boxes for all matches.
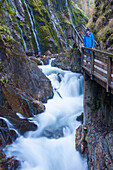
[90,50,94,80]
[106,56,112,92]
[81,47,84,68]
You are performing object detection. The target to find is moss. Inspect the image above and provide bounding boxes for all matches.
[0,76,8,87]
[0,62,3,71]
[88,1,113,49]
[68,0,88,27]
[30,57,42,65]
[0,25,11,35]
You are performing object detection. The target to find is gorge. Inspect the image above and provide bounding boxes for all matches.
[0,0,113,169]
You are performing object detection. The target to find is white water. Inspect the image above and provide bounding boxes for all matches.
[4,62,88,170]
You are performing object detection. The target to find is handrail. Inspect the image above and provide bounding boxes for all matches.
[81,46,113,93]
[82,47,113,58]
[74,27,83,43]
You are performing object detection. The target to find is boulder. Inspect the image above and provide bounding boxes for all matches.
[76,125,87,154]
[0,106,37,135]
[51,48,82,72]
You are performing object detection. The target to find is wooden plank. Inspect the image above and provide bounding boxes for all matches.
[83,61,90,69]
[82,66,90,73]
[94,67,107,78]
[106,57,112,92]
[83,56,91,62]
[84,51,91,57]
[95,55,107,63]
[94,61,107,71]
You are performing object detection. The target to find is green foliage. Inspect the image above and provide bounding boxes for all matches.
[87,1,113,49]
[0,76,8,87]
[0,25,11,35]
[68,0,88,27]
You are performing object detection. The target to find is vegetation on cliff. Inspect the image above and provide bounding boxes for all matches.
[87,0,113,50]
[0,0,88,54]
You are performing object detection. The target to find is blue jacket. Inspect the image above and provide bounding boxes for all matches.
[83,32,95,48]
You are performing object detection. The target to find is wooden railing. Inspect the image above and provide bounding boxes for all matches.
[82,47,113,94]
[73,28,83,50]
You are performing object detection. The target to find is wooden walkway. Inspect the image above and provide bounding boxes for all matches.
[81,47,113,94]
[73,24,113,94]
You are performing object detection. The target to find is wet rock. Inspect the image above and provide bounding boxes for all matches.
[2,85,33,118]
[45,50,52,56]
[0,118,12,148]
[76,125,87,154]
[0,106,37,135]
[43,127,64,139]
[9,129,18,141]
[0,118,20,169]
[39,55,51,65]
[0,156,20,170]
[76,113,83,124]
[0,35,53,115]
[51,49,81,73]
[26,50,34,56]
[31,100,45,114]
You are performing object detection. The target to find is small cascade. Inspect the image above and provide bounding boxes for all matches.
[18,24,27,51]
[47,0,67,47]
[7,0,23,19]
[0,117,14,128]
[66,0,76,29]
[23,0,41,55]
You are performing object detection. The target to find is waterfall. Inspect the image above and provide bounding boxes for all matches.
[18,24,27,51]
[4,62,88,170]
[66,0,83,41]
[47,0,67,47]
[66,0,76,29]
[23,0,41,55]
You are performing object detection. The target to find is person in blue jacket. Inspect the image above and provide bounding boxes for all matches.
[83,28,95,60]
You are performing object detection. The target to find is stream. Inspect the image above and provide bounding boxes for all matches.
[4,61,88,170]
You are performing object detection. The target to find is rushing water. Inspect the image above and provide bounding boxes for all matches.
[4,61,88,170]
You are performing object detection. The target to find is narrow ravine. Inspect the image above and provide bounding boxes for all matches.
[4,61,88,170]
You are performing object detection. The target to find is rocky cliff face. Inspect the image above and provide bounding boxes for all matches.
[0,0,88,55]
[87,0,113,50]
[76,75,113,170]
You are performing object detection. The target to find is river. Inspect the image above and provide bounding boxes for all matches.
[4,61,88,170]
